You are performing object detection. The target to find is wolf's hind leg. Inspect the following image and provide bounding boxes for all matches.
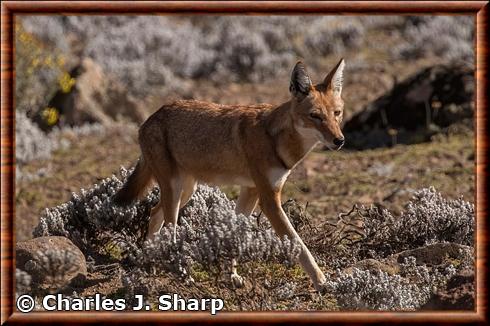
[146,172,183,243]
[231,187,259,288]
[236,187,259,216]
[146,200,162,241]
[179,174,197,209]
[161,177,183,243]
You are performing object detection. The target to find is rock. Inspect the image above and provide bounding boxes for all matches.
[394,243,473,266]
[343,64,474,149]
[16,236,87,289]
[421,268,475,310]
[344,258,400,275]
[35,58,147,130]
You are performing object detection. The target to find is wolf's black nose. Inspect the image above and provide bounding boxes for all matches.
[333,137,345,147]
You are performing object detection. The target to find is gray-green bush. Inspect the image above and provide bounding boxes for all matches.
[312,187,474,268]
[30,167,475,310]
[34,167,301,279]
[20,16,474,98]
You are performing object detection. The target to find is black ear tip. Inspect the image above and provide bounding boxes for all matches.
[290,60,312,97]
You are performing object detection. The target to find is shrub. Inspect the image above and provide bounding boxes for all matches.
[358,187,474,255]
[326,259,458,310]
[328,268,424,310]
[16,111,105,177]
[18,16,413,97]
[304,187,474,268]
[15,22,72,115]
[20,16,71,52]
[31,175,474,310]
[16,269,32,296]
[15,111,62,165]
[34,168,301,279]
[303,17,365,56]
[393,16,474,63]
[19,15,474,101]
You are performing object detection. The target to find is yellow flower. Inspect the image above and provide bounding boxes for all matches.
[42,107,59,126]
[57,55,66,67]
[31,57,40,68]
[44,56,53,66]
[19,32,32,43]
[58,72,76,93]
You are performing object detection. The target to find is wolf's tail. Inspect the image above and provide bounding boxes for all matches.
[113,157,152,206]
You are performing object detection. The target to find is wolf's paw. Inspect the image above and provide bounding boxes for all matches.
[185,275,195,285]
[314,273,328,294]
[314,281,330,295]
[230,272,244,288]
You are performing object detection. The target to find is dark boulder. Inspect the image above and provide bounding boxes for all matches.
[343,64,474,149]
[421,268,475,310]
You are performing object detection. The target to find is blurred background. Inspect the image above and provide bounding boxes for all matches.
[15,15,475,242]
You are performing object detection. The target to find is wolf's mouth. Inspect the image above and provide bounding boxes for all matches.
[324,142,344,151]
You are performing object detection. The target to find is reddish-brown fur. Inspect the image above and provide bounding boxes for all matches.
[114,59,346,291]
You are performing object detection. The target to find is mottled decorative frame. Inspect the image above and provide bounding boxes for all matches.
[1,1,488,325]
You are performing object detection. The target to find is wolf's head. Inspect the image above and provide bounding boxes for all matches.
[289,59,346,150]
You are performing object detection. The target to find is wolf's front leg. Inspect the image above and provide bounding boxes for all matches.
[257,186,326,291]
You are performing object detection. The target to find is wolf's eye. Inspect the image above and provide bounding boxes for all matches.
[334,110,342,117]
[309,113,323,121]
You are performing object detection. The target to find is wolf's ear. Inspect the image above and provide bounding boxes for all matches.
[324,58,345,96]
[289,61,312,100]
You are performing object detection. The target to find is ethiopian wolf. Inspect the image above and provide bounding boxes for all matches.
[114,59,346,291]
